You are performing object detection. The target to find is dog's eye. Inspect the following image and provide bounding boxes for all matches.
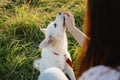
[49,35,52,38]
[54,23,57,28]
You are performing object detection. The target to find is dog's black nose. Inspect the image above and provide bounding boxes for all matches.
[58,12,61,15]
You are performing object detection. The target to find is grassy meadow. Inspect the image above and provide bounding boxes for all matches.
[0,0,85,80]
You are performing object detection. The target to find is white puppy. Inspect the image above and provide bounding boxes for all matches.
[38,67,68,80]
[33,13,76,80]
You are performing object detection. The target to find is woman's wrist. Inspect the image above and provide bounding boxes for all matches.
[67,25,90,49]
[67,25,76,34]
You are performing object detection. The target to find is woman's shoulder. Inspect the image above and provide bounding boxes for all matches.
[78,65,120,80]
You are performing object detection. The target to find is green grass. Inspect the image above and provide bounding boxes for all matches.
[0,0,85,80]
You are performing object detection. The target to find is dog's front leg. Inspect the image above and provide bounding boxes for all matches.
[33,58,46,73]
[33,58,41,71]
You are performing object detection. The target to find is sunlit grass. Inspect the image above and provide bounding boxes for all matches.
[0,0,85,80]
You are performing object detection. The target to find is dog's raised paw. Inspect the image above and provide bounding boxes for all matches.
[33,58,41,71]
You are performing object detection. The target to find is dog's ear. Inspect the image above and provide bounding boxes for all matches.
[39,36,55,48]
[40,28,46,34]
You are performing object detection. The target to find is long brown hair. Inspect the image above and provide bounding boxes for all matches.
[76,0,120,78]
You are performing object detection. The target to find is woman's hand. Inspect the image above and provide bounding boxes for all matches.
[63,12,76,32]
[63,12,90,51]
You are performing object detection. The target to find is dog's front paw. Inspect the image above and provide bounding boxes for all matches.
[33,58,41,71]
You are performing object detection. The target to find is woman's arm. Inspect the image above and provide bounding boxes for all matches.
[64,12,90,49]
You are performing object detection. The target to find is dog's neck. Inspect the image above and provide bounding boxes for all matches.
[50,33,68,53]
[55,33,67,48]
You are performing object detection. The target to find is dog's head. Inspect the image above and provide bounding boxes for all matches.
[39,13,66,48]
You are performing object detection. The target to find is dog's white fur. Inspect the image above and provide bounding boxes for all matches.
[33,13,76,80]
[38,67,69,80]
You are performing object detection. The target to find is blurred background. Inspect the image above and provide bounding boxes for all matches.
[0,0,85,80]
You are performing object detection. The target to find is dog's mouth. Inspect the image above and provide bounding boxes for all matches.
[63,16,66,27]
[63,12,69,27]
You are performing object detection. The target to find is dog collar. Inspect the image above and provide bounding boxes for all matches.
[53,53,72,68]
[53,52,59,55]
[64,54,72,68]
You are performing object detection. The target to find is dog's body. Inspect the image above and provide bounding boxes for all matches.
[33,13,76,80]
